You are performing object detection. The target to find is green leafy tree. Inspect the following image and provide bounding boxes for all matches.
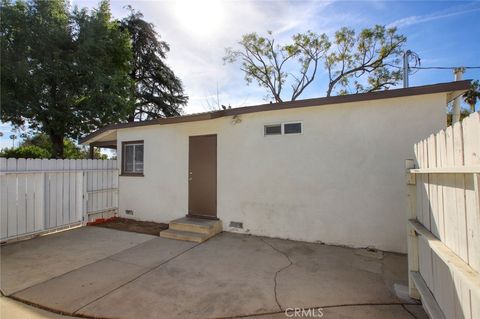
[0,0,134,158]
[121,8,187,121]
[0,145,51,159]
[224,25,406,101]
[463,80,479,113]
[20,133,106,159]
[224,31,330,102]
[325,25,405,96]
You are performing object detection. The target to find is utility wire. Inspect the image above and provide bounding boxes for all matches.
[411,66,480,70]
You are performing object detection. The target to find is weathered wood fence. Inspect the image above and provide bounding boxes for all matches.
[406,111,480,319]
[0,158,118,242]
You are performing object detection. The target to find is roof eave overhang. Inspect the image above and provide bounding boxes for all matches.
[79,80,471,145]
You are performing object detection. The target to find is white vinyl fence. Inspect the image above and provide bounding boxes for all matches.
[406,111,480,319]
[0,158,118,242]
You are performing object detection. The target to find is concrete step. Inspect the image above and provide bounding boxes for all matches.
[160,229,210,243]
[169,217,222,235]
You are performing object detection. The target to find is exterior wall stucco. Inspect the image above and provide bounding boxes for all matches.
[116,93,447,253]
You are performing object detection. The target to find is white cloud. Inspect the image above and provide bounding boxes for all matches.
[388,2,480,29]
[75,0,336,113]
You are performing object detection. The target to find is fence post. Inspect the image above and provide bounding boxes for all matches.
[406,159,420,299]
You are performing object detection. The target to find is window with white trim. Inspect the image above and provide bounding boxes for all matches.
[122,141,144,175]
[284,122,302,134]
[264,124,282,135]
[264,122,302,136]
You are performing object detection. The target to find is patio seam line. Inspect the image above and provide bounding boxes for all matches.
[259,238,293,312]
[72,240,203,315]
[8,236,159,297]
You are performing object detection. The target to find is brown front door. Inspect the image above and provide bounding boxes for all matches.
[188,134,217,218]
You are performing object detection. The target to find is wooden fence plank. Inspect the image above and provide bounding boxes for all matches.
[444,125,466,261]
[16,159,27,235]
[112,160,118,209]
[453,121,468,264]
[419,236,433,290]
[427,134,440,238]
[453,272,471,319]
[436,129,446,242]
[68,160,75,223]
[0,158,8,239]
[102,160,108,212]
[43,160,52,228]
[432,253,456,319]
[87,160,93,214]
[422,139,431,230]
[6,158,17,237]
[25,159,36,233]
[62,160,70,227]
[33,159,44,232]
[463,112,480,271]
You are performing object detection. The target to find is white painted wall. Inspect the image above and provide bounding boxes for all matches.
[116,93,447,253]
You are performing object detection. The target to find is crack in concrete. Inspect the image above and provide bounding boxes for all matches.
[260,238,293,312]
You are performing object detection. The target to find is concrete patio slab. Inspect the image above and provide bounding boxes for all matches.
[76,233,421,319]
[1,227,154,295]
[261,237,408,308]
[77,233,287,319]
[0,297,72,319]
[2,228,427,319]
[11,237,196,313]
[13,258,148,313]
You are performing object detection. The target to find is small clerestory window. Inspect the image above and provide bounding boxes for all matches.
[284,122,302,134]
[264,124,282,135]
[264,122,302,136]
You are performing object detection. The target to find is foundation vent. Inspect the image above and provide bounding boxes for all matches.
[229,221,243,229]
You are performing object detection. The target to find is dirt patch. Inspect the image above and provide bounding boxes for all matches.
[92,217,168,236]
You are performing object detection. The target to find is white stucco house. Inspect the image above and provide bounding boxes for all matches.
[81,80,470,253]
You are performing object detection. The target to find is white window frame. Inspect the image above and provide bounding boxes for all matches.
[283,121,303,135]
[264,123,283,136]
[264,121,303,136]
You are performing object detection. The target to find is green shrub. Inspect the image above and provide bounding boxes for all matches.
[0,145,51,159]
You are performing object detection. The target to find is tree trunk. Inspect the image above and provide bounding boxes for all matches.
[326,82,335,97]
[49,132,64,159]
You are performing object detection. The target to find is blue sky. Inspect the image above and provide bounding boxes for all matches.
[1,0,479,149]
